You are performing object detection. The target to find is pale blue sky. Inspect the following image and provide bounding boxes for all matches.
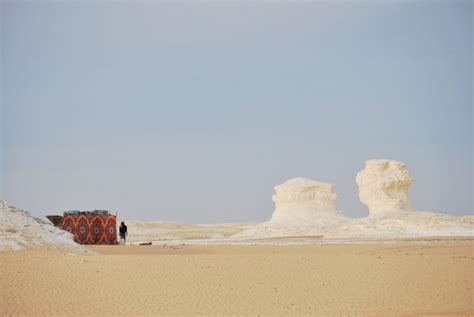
[1,0,472,222]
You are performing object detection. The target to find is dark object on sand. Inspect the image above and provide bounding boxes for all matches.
[139,242,152,246]
[119,222,128,243]
[46,215,63,227]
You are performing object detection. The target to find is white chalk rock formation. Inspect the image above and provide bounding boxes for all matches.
[236,178,349,238]
[356,160,414,215]
[271,178,341,221]
[327,159,474,239]
[0,200,91,253]
[237,162,473,241]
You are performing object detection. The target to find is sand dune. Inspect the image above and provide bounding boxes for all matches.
[1,242,473,316]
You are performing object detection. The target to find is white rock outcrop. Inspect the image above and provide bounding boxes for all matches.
[271,178,341,221]
[236,178,349,238]
[356,160,414,215]
[328,159,473,239]
[330,211,474,239]
[0,200,91,253]
[235,161,473,241]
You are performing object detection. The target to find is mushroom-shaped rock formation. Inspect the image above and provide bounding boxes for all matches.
[356,160,414,215]
[271,178,341,221]
[235,178,349,238]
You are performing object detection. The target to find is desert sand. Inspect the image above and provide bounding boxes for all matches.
[1,159,473,316]
[1,242,473,317]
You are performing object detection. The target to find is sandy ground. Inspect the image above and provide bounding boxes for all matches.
[126,221,256,244]
[0,242,473,317]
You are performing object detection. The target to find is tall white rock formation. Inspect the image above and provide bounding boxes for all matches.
[329,159,473,239]
[356,160,414,215]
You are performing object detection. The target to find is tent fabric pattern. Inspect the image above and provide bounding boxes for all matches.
[62,213,117,244]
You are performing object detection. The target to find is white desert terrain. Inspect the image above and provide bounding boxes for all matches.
[0,200,90,253]
[0,159,473,316]
[127,160,473,245]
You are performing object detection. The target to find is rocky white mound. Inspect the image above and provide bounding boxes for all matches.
[330,212,474,239]
[0,200,90,252]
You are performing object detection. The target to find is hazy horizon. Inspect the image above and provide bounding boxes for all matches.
[1,1,472,223]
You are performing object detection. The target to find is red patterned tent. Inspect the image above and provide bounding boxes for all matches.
[62,211,117,244]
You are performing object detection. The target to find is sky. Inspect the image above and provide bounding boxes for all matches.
[0,0,472,223]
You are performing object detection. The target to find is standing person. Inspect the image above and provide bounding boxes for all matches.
[119,221,128,245]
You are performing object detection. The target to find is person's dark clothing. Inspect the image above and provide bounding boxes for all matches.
[119,223,128,241]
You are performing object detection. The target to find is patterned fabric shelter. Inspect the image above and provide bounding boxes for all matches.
[62,211,117,244]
